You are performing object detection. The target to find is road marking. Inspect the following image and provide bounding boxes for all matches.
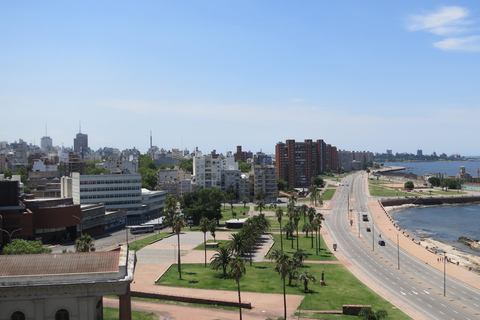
[423,290,430,295]
[400,291,406,295]
[412,291,418,295]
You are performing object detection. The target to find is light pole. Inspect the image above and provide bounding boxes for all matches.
[390,228,400,270]
[444,251,447,297]
[0,228,22,243]
[372,223,375,251]
[72,215,83,236]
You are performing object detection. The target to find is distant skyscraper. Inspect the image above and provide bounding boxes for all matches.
[74,123,88,152]
[417,149,423,157]
[41,124,53,151]
[41,136,53,150]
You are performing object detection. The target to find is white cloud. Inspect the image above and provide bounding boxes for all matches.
[434,35,480,52]
[407,6,472,36]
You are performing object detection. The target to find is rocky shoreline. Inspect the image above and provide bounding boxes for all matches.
[458,236,480,252]
[384,205,480,272]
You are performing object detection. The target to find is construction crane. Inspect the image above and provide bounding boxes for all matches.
[475,168,480,184]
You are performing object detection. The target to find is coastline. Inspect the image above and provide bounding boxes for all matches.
[384,205,480,272]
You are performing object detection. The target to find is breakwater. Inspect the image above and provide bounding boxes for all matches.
[380,195,480,207]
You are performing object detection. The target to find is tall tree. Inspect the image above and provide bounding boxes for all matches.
[242,197,248,208]
[164,194,179,232]
[173,216,185,279]
[309,184,318,206]
[257,201,265,215]
[229,257,246,320]
[275,207,284,251]
[75,234,96,252]
[209,219,217,242]
[274,251,291,320]
[199,216,210,267]
[313,213,325,252]
[180,187,223,224]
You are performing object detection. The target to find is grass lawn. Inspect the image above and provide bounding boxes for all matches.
[103,307,157,320]
[128,232,172,251]
[219,207,250,222]
[321,188,337,201]
[268,233,336,262]
[156,262,409,319]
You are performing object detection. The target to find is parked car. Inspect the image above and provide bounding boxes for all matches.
[366,227,371,232]
[378,240,386,246]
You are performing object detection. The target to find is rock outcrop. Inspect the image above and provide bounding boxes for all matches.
[458,236,480,252]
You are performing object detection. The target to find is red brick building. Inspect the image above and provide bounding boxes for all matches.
[275,139,338,188]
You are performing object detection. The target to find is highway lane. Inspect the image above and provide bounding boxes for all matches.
[325,172,479,320]
[352,173,480,315]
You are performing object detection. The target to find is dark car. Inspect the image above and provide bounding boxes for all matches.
[366,227,371,232]
[378,240,385,246]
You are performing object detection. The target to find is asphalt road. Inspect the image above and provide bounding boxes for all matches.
[325,172,480,320]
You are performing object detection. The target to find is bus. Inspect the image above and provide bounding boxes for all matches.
[130,225,155,234]
[143,217,164,230]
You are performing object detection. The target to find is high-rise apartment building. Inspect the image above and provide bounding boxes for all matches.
[276,139,333,188]
[193,153,222,189]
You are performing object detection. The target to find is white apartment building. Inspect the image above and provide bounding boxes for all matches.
[62,173,143,216]
[193,154,222,189]
[157,167,192,198]
[253,164,278,203]
[141,188,167,217]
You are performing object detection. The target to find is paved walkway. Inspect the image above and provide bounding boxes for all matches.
[124,230,308,320]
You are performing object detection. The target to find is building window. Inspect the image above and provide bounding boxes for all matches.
[11,311,25,320]
[55,309,69,320]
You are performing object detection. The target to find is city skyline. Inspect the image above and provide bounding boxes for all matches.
[2,1,480,155]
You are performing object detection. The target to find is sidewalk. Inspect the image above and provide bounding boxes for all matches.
[369,200,480,290]
[129,230,305,320]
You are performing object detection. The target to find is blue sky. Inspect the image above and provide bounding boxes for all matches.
[1,1,480,156]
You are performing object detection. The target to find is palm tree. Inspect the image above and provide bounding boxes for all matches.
[311,218,319,254]
[314,213,325,251]
[257,201,265,214]
[300,204,308,223]
[292,208,301,250]
[230,232,248,257]
[274,251,291,320]
[164,194,179,232]
[173,216,184,279]
[74,234,95,252]
[284,221,295,249]
[229,257,246,320]
[210,246,233,278]
[298,271,316,293]
[294,248,308,266]
[302,222,313,239]
[307,206,316,224]
[242,197,248,208]
[199,216,210,267]
[275,207,284,251]
[287,194,297,207]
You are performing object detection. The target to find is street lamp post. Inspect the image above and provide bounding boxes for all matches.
[444,251,447,297]
[0,228,22,243]
[72,215,83,236]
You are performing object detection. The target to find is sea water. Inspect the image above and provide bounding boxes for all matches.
[391,204,480,256]
[384,161,480,177]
